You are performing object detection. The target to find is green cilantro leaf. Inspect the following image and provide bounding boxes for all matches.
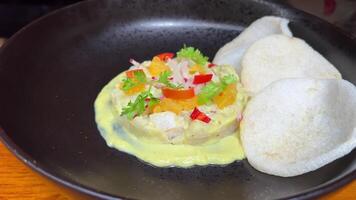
[120,88,160,120]
[221,74,237,88]
[121,70,147,91]
[158,71,183,89]
[121,77,136,91]
[147,96,160,110]
[177,45,209,66]
[134,70,147,84]
[120,93,146,120]
[197,82,223,105]
[197,74,237,105]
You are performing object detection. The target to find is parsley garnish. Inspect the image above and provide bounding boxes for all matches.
[197,75,237,105]
[121,70,147,91]
[177,45,209,66]
[158,71,183,89]
[134,70,147,83]
[197,82,223,105]
[221,74,237,86]
[120,88,159,120]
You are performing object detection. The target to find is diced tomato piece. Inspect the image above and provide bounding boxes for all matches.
[208,63,216,68]
[190,107,211,123]
[126,69,144,78]
[156,52,175,61]
[162,87,195,99]
[193,74,213,84]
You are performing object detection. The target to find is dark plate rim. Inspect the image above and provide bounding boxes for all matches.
[0,0,355,199]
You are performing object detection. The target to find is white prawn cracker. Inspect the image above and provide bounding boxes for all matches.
[241,34,341,94]
[213,16,292,74]
[240,78,356,177]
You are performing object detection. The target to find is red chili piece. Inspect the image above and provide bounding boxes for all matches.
[193,74,213,84]
[162,87,195,99]
[190,107,211,123]
[208,63,216,68]
[156,52,175,61]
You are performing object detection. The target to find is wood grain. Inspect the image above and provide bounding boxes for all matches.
[0,141,84,200]
[0,141,355,199]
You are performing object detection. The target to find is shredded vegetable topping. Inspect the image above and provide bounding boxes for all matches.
[119,46,239,120]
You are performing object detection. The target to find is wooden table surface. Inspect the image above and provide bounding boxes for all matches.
[0,141,355,200]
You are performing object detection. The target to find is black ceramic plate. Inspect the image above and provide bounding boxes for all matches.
[0,0,355,199]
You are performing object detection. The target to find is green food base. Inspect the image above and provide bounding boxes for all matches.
[94,74,245,167]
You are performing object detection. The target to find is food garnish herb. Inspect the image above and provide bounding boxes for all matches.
[121,70,147,91]
[121,87,159,119]
[158,71,183,89]
[197,75,237,105]
[177,45,209,66]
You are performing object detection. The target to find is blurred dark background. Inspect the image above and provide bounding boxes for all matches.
[0,0,81,37]
[0,0,355,38]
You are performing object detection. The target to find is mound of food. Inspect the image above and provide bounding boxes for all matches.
[95,46,247,167]
[112,47,247,145]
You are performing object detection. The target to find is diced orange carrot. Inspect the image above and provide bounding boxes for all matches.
[179,96,198,110]
[148,56,171,77]
[189,65,205,74]
[152,96,198,114]
[120,83,145,95]
[213,84,237,109]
